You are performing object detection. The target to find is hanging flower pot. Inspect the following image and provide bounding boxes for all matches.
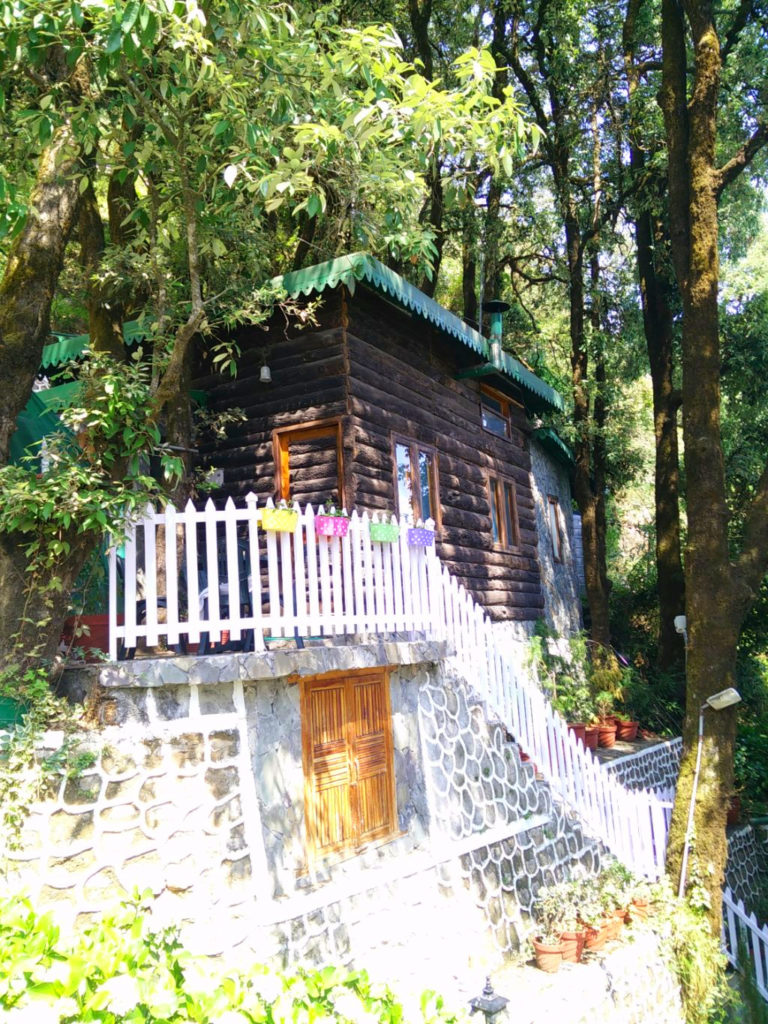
[369,521,400,543]
[315,514,350,538]
[261,507,299,532]
[407,526,435,547]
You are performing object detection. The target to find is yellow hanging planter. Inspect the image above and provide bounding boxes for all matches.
[261,507,299,532]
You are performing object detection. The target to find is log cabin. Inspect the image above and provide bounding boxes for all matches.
[193,253,581,642]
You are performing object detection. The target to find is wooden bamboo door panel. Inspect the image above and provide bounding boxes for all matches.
[302,671,396,860]
[351,676,395,845]
[304,680,352,856]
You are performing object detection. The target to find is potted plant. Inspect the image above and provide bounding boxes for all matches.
[406,524,435,546]
[583,724,599,751]
[553,676,595,747]
[369,514,400,543]
[594,691,617,748]
[315,504,350,538]
[60,546,113,660]
[578,878,612,951]
[628,879,652,922]
[614,712,639,741]
[533,881,586,965]
[261,501,299,532]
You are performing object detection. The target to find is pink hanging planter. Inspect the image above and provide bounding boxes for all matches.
[407,526,435,547]
[315,514,350,538]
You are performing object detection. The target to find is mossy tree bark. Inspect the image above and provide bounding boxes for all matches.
[623,0,686,673]
[661,0,768,933]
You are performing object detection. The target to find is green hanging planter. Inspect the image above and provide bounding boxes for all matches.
[369,521,400,543]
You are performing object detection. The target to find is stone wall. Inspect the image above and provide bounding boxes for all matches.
[604,738,682,792]
[528,439,582,636]
[8,640,603,993]
[727,824,768,912]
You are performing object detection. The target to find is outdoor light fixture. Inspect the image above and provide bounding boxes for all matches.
[469,977,508,1023]
[483,300,510,368]
[678,686,742,898]
[259,360,272,383]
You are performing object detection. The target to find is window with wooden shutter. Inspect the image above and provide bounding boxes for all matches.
[301,670,397,861]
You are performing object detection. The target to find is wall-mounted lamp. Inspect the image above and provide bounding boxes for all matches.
[259,359,272,384]
[678,686,742,898]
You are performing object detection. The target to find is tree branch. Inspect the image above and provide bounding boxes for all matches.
[734,459,768,611]
[715,122,768,199]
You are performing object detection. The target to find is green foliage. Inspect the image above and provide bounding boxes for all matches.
[650,879,731,1024]
[0,895,467,1023]
[0,665,93,855]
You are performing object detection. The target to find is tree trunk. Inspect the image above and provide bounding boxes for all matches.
[661,0,735,933]
[623,0,686,671]
[0,122,84,464]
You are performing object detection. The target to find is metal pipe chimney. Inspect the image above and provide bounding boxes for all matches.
[483,300,510,367]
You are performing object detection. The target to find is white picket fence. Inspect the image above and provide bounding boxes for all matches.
[109,494,672,879]
[109,496,444,660]
[723,886,768,1001]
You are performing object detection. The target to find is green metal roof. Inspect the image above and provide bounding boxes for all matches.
[42,320,147,368]
[274,253,564,413]
[532,426,574,467]
[9,383,79,464]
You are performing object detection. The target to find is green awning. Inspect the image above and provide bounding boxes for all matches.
[273,253,563,414]
[532,426,574,467]
[42,320,147,368]
[9,388,71,464]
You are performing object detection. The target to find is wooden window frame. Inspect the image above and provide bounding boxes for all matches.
[548,495,563,562]
[391,434,442,528]
[300,668,398,864]
[479,385,522,440]
[487,472,521,550]
[272,417,344,506]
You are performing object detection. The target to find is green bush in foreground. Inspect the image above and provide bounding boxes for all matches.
[0,895,465,1024]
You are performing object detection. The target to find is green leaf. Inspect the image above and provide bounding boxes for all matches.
[106,24,123,53]
[121,1,139,32]
[38,117,53,145]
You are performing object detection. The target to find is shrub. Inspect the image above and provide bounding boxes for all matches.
[0,895,466,1023]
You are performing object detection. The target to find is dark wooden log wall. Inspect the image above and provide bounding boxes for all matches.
[193,286,544,622]
[345,292,543,622]
[193,290,348,503]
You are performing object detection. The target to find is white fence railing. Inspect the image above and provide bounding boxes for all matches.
[110,495,672,878]
[723,886,768,1001]
[109,497,443,661]
[439,570,674,879]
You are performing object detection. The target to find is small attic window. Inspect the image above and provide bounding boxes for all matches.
[480,386,518,439]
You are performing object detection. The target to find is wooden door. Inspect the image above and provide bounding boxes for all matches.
[302,671,396,860]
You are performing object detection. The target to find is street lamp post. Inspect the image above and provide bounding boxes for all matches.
[677,687,742,899]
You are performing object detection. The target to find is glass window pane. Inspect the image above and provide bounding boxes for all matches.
[503,482,517,546]
[489,479,500,543]
[549,499,561,559]
[396,443,413,517]
[483,393,504,415]
[418,449,433,522]
[481,404,509,438]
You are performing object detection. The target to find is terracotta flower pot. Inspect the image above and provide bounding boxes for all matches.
[606,909,624,939]
[629,898,650,922]
[532,937,564,973]
[615,719,639,741]
[584,921,610,951]
[560,929,586,963]
[598,722,617,748]
[584,726,599,751]
[567,722,587,746]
